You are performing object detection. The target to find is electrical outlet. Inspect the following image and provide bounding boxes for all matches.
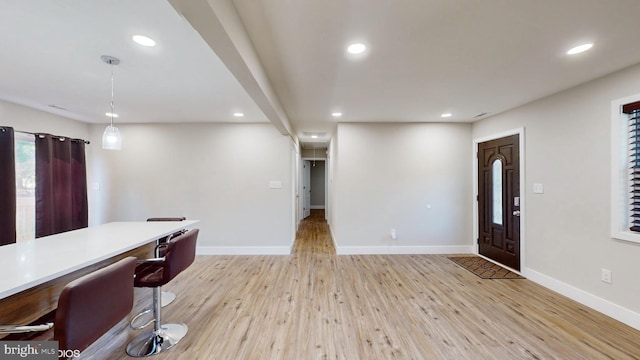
[390,229,397,240]
[601,268,612,284]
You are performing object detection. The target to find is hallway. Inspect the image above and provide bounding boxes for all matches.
[292,209,335,255]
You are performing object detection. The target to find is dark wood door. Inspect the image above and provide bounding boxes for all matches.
[478,134,520,270]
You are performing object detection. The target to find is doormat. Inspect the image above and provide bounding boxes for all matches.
[448,256,525,279]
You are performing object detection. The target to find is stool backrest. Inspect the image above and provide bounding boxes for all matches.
[146,217,186,222]
[55,257,136,353]
[147,217,187,252]
[163,228,199,283]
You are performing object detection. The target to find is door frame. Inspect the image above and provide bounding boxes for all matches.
[472,127,526,273]
[302,160,311,219]
[299,155,329,222]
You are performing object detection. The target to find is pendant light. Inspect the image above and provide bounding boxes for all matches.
[101,55,122,150]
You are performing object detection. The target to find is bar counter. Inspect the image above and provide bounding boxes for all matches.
[0,221,198,329]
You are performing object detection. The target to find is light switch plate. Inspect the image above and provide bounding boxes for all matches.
[601,268,612,284]
[533,183,544,194]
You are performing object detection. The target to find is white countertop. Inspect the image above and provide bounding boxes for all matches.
[0,221,198,300]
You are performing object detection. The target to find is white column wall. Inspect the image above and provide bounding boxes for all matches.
[332,122,473,254]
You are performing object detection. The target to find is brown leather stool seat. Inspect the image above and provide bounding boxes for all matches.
[126,228,199,357]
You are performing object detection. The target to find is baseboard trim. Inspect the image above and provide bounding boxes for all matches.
[524,268,640,331]
[310,205,325,209]
[328,225,338,251]
[336,245,473,255]
[197,246,291,256]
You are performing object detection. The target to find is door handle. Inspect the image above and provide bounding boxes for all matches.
[512,210,521,216]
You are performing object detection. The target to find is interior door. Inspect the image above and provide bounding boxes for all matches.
[478,134,520,270]
[303,160,311,218]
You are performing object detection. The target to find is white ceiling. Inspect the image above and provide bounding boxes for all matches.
[2,0,640,148]
[0,0,269,124]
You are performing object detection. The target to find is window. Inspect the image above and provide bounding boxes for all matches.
[15,132,35,241]
[626,101,640,232]
[0,127,88,244]
[611,94,640,243]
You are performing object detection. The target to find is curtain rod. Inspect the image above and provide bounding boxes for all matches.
[0,127,90,145]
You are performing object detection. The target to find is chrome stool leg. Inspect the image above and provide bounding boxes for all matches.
[157,243,176,308]
[130,291,177,330]
[126,287,188,357]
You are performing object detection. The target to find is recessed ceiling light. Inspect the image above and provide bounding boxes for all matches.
[132,35,156,47]
[332,112,342,117]
[311,135,319,139]
[347,43,366,55]
[441,113,452,118]
[566,43,593,55]
[105,112,118,118]
[233,112,244,117]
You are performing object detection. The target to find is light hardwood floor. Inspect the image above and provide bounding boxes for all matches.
[83,210,640,359]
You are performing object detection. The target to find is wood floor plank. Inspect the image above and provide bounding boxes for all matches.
[79,210,640,359]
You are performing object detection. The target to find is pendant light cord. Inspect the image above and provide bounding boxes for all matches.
[109,62,115,127]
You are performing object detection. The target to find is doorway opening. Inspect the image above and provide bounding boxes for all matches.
[301,159,326,219]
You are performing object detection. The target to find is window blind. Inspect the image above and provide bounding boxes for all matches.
[624,100,640,232]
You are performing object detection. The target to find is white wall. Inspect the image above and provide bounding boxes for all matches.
[473,62,640,327]
[0,101,90,138]
[91,122,294,254]
[332,123,473,254]
[1,102,296,253]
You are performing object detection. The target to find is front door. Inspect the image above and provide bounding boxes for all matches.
[478,134,520,270]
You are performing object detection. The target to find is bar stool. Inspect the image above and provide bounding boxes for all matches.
[56,257,136,354]
[126,228,199,357]
[146,217,187,307]
[0,257,136,357]
[129,217,187,330]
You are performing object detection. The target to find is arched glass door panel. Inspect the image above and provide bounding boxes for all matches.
[492,159,503,225]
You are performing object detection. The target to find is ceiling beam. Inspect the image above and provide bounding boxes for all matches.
[168,0,294,138]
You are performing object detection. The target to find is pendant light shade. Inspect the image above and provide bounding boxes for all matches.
[102,125,122,150]
[101,55,122,150]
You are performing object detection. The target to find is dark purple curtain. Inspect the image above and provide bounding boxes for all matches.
[0,127,16,245]
[35,134,88,238]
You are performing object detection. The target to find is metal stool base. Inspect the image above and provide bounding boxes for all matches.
[160,291,176,307]
[126,323,188,357]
